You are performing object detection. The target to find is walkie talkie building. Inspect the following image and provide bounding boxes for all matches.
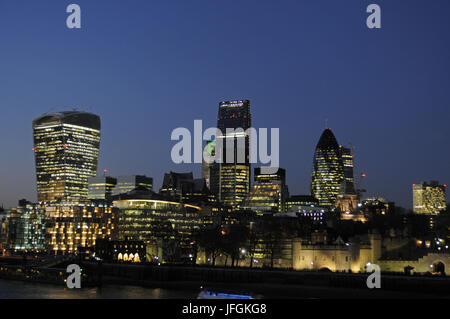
[32,111,101,202]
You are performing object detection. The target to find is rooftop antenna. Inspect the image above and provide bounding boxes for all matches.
[103,169,108,177]
[325,118,329,129]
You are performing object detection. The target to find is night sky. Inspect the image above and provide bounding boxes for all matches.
[0,0,449,209]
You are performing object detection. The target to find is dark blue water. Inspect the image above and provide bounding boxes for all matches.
[0,279,197,299]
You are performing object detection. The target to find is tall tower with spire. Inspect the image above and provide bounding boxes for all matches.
[311,128,344,207]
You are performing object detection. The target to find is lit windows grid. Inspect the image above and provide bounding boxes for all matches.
[33,123,100,202]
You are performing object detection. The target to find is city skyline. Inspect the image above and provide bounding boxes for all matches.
[1,1,450,209]
[0,105,445,211]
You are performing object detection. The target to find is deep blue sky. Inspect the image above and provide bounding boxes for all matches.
[0,0,449,209]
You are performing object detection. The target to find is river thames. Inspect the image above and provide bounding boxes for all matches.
[0,279,197,299]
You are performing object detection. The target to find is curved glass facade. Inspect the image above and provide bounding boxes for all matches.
[114,199,202,244]
[311,129,344,207]
[32,111,101,202]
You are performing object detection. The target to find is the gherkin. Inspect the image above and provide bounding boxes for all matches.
[311,128,344,207]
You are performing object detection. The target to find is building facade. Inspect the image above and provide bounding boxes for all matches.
[339,146,356,194]
[241,168,289,214]
[32,111,101,202]
[6,201,46,251]
[88,176,117,200]
[413,181,447,215]
[113,189,205,261]
[293,232,382,272]
[112,175,153,196]
[216,100,252,208]
[159,172,194,200]
[285,195,319,211]
[44,200,117,253]
[311,128,344,207]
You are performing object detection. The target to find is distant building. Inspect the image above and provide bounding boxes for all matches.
[335,145,359,215]
[335,192,359,215]
[413,181,447,215]
[339,146,356,195]
[285,195,319,211]
[241,168,289,214]
[88,176,117,200]
[6,200,46,251]
[112,175,153,196]
[209,163,221,197]
[288,205,329,224]
[202,141,216,189]
[311,128,344,207]
[32,111,101,202]
[360,197,396,219]
[182,179,217,206]
[216,100,252,208]
[159,172,194,200]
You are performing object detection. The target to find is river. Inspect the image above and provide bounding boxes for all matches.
[0,279,197,299]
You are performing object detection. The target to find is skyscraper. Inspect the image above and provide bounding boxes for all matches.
[339,146,356,195]
[216,100,251,208]
[33,111,101,202]
[311,128,344,207]
[413,181,447,215]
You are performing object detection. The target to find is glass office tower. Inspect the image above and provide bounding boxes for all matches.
[339,146,356,194]
[311,128,344,207]
[33,111,101,202]
[216,100,251,208]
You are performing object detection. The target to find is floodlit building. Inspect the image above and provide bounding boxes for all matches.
[44,200,117,253]
[32,111,101,202]
[413,181,447,215]
[216,100,252,208]
[311,128,344,207]
[293,232,382,272]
